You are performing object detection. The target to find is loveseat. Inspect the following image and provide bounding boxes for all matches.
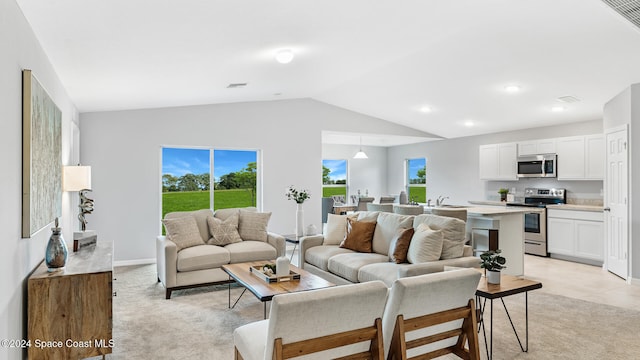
[300,211,480,287]
[156,207,285,299]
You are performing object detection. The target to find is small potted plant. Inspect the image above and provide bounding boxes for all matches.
[498,188,509,202]
[480,249,506,284]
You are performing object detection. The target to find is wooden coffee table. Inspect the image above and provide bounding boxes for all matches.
[221,261,335,318]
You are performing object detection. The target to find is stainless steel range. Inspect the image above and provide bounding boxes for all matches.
[507,188,566,256]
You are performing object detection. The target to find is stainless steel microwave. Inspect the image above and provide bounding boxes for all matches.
[517,154,557,178]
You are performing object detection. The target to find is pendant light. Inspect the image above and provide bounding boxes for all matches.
[353,136,368,159]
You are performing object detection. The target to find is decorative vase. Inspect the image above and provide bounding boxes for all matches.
[399,191,408,205]
[296,203,304,237]
[46,218,68,272]
[487,270,501,284]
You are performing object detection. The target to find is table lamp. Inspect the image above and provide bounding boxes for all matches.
[63,165,97,251]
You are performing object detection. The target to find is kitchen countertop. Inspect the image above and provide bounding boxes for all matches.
[546,204,604,212]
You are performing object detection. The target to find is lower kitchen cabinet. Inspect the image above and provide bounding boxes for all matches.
[547,209,604,265]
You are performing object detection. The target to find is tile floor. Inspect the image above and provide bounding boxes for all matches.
[287,245,640,310]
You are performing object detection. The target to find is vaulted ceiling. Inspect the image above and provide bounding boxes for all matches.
[16,0,640,140]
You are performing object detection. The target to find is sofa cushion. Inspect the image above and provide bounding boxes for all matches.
[206,214,242,246]
[162,216,206,251]
[389,227,415,264]
[225,241,277,263]
[238,210,271,242]
[164,209,213,243]
[176,244,230,272]
[340,219,376,253]
[328,252,390,283]
[214,207,257,221]
[373,212,414,255]
[407,224,444,263]
[413,214,466,259]
[305,245,354,271]
[324,214,348,245]
[355,211,380,223]
[358,262,403,287]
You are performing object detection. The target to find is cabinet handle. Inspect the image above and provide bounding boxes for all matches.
[603,207,611,212]
[113,291,117,297]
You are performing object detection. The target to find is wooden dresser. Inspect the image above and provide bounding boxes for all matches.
[28,241,113,360]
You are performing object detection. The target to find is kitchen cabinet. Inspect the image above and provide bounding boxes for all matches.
[478,143,517,180]
[556,134,604,180]
[517,138,556,156]
[547,209,603,265]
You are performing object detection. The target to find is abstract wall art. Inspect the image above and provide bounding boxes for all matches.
[22,69,62,238]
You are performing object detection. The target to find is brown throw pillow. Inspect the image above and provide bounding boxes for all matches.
[339,219,376,253]
[388,227,415,264]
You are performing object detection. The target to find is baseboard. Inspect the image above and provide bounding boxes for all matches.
[114,258,156,267]
[629,276,640,286]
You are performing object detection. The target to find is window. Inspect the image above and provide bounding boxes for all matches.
[406,158,426,203]
[162,147,258,220]
[322,159,347,197]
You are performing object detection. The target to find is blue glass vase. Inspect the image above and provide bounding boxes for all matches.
[46,218,68,272]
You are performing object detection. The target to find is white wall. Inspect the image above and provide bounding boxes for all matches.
[322,144,390,202]
[0,0,78,358]
[80,99,428,263]
[387,119,604,206]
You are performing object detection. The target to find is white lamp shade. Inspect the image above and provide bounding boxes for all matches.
[63,166,92,191]
[353,151,368,159]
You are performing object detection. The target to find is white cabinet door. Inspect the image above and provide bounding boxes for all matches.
[537,139,556,154]
[479,144,498,180]
[585,134,604,180]
[547,217,575,256]
[575,220,604,261]
[518,141,538,156]
[497,143,517,180]
[557,136,585,179]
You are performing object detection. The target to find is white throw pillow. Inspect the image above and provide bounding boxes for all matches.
[407,224,444,263]
[206,214,242,246]
[162,216,205,251]
[324,214,348,245]
[238,209,271,242]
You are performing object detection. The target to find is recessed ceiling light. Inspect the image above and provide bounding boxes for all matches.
[464,120,474,127]
[551,106,565,112]
[504,85,521,93]
[275,49,294,64]
[420,106,432,113]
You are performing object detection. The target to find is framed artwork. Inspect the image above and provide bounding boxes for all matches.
[22,69,62,238]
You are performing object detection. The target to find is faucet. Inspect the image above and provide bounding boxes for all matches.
[436,196,449,207]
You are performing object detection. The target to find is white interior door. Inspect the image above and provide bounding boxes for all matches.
[605,126,629,280]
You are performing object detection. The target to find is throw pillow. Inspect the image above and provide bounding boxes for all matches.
[407,224,444,264]
[388,227,415,264]
[162,216,205,251]
[238,209,271,242]
[324,214,348,245]
[206,214,242,246]
[339,218,376,253]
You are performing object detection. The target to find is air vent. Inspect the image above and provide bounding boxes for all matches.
[602,0,640,29]
[556,95,581,103]
[227,83,247,89]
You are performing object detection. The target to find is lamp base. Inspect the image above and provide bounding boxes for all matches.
[73,230,97,252]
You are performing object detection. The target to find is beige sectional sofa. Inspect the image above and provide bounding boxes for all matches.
[300,211,480,287]
[156,207,285,299]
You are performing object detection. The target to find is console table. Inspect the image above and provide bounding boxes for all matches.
[28,241,113,360]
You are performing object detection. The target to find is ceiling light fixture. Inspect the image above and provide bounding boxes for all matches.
[353,136,368,159]
[551,106,565,112]
[275,49,294,64]
[504,85,520,93]
[420,106,432,113]
[464,120,474,127]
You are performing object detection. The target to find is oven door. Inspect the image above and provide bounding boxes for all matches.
[524,212,543,242]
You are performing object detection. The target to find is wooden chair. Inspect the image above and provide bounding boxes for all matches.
[382,269,482,360]
[234,281,388,360]
[379,196,396,204]
[357,196,375,211]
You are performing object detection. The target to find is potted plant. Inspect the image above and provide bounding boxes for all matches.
[498,188,509,202]
[480,249,506,284]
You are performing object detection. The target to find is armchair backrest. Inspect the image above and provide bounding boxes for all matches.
[382,269,481,359]
[265,280,388,359]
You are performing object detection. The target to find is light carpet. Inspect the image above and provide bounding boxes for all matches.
[99,264,640,359]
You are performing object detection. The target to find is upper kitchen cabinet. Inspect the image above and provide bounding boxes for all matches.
[517,138,556,156]
[556,134,604,180]
[479,143,517,180]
